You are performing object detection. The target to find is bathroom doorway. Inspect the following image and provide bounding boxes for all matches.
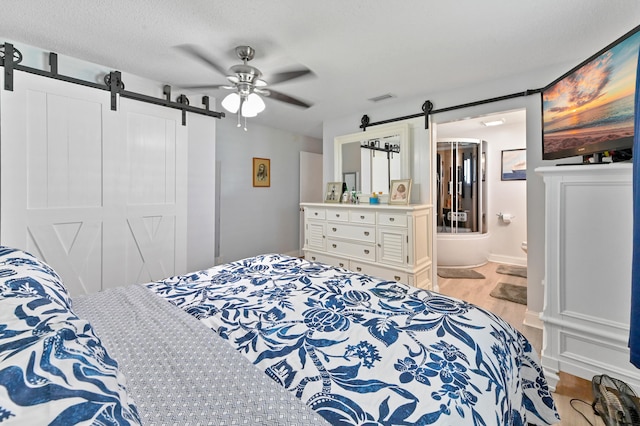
[435,109,528,267]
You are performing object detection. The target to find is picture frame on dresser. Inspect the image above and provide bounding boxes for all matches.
[325,182,343,203]
[390,179,411,204]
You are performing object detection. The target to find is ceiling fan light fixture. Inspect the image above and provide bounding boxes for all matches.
[221,92,240,113]
[242,93,266,117]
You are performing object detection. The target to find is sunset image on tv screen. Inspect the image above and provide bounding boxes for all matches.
[542,30,640,158]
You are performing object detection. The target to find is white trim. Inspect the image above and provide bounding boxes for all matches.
[486,253,526,267]
[523,309,543,330]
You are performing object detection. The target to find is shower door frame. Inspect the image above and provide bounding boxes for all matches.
[437,138,485,235]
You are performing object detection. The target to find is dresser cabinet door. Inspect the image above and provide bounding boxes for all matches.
[306,222,326,250]
[377,228,408,267]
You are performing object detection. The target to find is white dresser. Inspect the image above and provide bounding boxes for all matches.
[301,203,433,290]
[537,163,639,392]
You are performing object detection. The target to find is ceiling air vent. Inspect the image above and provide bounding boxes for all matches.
[368,93,396,103]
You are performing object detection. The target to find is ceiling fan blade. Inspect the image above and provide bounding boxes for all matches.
[180,84,232,90]
[176,44,228,76]
[265,89,312,108]
[268,68,314,85]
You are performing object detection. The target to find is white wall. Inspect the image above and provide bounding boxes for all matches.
[438,113,527,265]
[216,118,322,263]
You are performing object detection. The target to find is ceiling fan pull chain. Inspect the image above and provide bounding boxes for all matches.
[236,96,243,128]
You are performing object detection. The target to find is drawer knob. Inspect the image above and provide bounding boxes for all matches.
[364,231,369,236]
[360,215,365,219]
[356,267,362,272]
[364,249,370,254]
[394,276,401,281]
[332,227,337,232]
[389,217,395,222]
[311,256,316,261]
[339,262,345,267]
[314,212,318,216]
[332,243,337,248]
[336,213,341,218]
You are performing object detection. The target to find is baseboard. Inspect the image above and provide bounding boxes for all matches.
[487,253,526,267]
[523,308,543,330]
[284,249,301,258]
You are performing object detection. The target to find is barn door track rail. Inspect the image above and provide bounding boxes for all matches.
[0,42,224,125]
[359,88,543,132]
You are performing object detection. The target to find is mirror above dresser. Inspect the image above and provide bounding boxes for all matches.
[334,123,410,195]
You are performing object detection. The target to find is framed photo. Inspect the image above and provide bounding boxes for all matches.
[501,149,526,181]
[389,179,412,205]
[325,182,343,203]
[253,157,270,187]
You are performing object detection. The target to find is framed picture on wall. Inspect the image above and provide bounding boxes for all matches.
[253,157,270,187]
[389,179,412,204]
[501,149,526,181]
[325,182,343,203]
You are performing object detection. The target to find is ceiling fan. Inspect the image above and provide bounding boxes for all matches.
[178,44,313,129]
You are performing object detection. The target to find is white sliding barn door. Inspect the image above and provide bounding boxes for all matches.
[108,100,187,286]
[1,71,187,295]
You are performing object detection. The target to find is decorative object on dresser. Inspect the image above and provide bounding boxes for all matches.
[252,157,270,187]
[301,202,433,290]
[324,182,343,203]
[389,179,412,204]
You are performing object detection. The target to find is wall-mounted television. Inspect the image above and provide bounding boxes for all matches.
[542,25,640,161]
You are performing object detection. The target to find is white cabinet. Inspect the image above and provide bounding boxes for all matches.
[537,164,640,392]
[301,203,432,290]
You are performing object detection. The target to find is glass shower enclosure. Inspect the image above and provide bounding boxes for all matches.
[436,138,487,234]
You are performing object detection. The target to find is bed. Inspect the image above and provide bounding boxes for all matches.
[0,247,560,425]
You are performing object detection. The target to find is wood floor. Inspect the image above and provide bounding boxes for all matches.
[437,262,605,426]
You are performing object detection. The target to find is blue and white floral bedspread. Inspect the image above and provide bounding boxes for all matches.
[146,254,559,425]
[0,247,140,425]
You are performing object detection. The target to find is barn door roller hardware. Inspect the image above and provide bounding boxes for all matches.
[0,43,224,125]
[360,100,433,132]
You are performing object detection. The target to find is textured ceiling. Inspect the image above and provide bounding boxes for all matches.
[1,1,639,138]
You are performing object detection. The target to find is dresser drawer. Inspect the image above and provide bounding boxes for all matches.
[377,212,408,227]
[327,223,375,243]
[327,239,375,262]
[326,209,349,222]
[305,251,349,269]
[305,207,326,220]
[350,260,408,284]
[349,210,376,224]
